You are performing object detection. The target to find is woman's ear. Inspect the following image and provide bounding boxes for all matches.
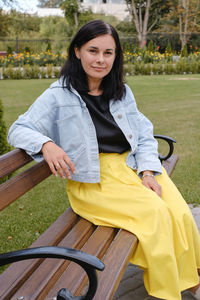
[74,47,80,59]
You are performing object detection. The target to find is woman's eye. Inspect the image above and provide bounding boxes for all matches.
[105,51,113,56]
[89,49,96,53]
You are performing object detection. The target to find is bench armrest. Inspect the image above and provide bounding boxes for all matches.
[154,135,176,162]
[0,246,104,300]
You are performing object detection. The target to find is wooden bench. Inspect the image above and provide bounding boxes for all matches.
[0,135,178,300]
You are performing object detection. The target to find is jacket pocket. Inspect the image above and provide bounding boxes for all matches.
[55,112,86,154]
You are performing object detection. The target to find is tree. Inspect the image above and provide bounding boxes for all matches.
[167,0,200,49]
[0,9,10,35]
[125,0,169,48]
[60,0,80,28]
[8,10,41,36]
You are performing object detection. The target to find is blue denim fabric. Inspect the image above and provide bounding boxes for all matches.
[8,79,162,183]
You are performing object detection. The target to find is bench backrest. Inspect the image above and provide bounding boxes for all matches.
[0,148,178,212]
[0,149,51,211]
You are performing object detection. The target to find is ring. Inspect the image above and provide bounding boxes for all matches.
[55,163,60,168]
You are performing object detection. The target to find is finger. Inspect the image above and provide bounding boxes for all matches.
[63,156,76,174]
[59,161,72,179]
[152,184,162,197]
[48,161,58,177]
[55,162,67,179]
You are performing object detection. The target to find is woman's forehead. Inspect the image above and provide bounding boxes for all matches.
[84,34,116,49]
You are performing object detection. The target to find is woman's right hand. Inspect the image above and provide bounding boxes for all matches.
[41,141,76,179]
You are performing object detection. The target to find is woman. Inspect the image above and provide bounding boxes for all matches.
[8,20,200,300]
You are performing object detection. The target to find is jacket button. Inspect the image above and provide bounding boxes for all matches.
[117,114,122,119]
[129,134,133,139]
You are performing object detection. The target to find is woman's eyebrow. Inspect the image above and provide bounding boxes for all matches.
[88,46,114,51]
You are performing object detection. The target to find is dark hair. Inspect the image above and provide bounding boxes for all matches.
[60,20,125,100]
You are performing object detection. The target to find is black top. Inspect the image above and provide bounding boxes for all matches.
[81,93,130,153]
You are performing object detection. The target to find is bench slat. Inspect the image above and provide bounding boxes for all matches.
[46,226,117,299]
[0,149,33,178]
[0,160,51,211]
[163,155,178,176]
[11,218,95,300]
[93,229,138,300]
[0,208,78,300]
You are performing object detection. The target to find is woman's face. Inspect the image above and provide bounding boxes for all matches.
[75,34,116,86]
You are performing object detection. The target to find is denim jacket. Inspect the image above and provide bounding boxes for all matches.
[8,79,162,183]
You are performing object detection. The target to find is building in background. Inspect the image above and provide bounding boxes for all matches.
[37,0,129,21]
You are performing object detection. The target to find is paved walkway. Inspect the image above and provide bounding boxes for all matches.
[114,205,200,300]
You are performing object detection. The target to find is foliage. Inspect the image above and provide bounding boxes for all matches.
[0,99,11,183]
[181,44,188,57]
[60,0,79,28]
[161,0,200,49]
[39,16,72,38]
[116,20,136,35]
[0,9,11,36]
[125,0,170,48]
[147,40,154,52]
[8,10,41,36]
[166,41,172,54]
[1,47,200,78]
[1,64,61,79]
[0,51,66,67]
[0,99,10,155]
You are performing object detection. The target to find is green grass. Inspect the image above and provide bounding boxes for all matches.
[0,75,200,273]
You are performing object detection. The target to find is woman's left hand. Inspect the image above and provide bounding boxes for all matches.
[142,173,162,197]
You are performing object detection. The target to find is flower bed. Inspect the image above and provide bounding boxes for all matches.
[0,49,200,79]
[0,51,66,68]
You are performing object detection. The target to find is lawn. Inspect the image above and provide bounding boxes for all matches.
[0,75,200,272]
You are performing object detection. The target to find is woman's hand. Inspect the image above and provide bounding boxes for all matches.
[41,141,76,179]
[142,171,162,197]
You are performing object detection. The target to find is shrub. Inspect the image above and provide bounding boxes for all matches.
[134,62,141,75]
[164,63,175,75]
[13,68,23,79]
[0,99,11,183]
[54,67,61,78]
[166,42,173,54]
[189,60,199,74]
[40,67,47,79]
[142,63,152,75]
[181,45,188,57]
[30,65,40,79]
[23,64,32,79]
[152,63,163,75]
[46,64,53,78]
[2,65,14,79]
[24,46,31,53]
[124,64,134,76]
[147,40,154,52]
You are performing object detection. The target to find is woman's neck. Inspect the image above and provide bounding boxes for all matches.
[88,78,102,96]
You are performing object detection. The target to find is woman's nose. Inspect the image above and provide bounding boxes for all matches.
[96,52,104,63]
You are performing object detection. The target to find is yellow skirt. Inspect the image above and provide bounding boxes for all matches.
[67,152,200,300]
